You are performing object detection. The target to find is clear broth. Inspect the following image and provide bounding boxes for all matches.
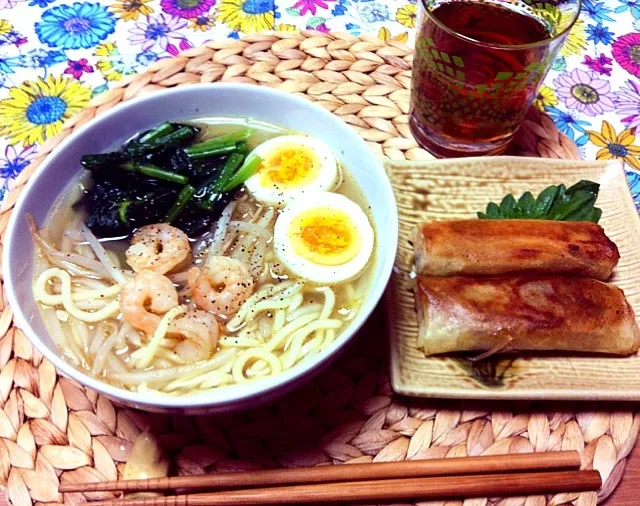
[36,117,377,388]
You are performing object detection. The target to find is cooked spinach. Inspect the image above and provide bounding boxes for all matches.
[477,180,602,223]
[79,122,262,237]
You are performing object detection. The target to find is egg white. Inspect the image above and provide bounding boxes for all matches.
[273,193,374,284]
[244,135,338,207]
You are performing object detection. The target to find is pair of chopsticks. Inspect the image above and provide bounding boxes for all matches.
[59,451,600,505]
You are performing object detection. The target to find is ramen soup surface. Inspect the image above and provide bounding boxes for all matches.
[31,118,376,396]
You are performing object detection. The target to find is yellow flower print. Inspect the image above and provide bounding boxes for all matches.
[378,27,408,43]
[0,19,13,36]
[560,18,587,57]
[588,121,640,170]
[216,0,274,33]
[96,60,122,81]
[396,4,416,29]
[95,42,120,80]
[94,41,116,57]
[533,84,558,111]
[110,0,154,21]
[189,14,215,31]
[94,42,134,81]
[276,23,299,32]
[0,75,91,145]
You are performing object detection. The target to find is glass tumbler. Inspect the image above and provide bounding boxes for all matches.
[409,0,581,158]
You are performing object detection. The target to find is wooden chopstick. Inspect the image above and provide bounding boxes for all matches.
[58,450,581,493]
[85,470,602,506]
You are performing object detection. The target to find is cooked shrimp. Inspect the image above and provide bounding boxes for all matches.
[169,310,219,362]
[187,256,255,318]
[125,224,191,274]
[120,271,179,334]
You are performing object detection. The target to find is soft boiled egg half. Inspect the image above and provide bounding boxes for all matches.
[274,193,375,284]
[244,135,339,207]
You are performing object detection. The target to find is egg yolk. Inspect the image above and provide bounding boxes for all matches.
[259,143,320,189]
[288,208,361,266]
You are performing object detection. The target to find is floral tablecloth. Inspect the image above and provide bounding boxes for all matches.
[0,0,639,205]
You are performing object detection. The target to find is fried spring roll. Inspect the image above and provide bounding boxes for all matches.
[412,220,619,280]
[416,276,640,356]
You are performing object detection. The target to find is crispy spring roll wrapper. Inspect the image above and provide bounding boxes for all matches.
[416,275,640,356]
[413,220,620,280]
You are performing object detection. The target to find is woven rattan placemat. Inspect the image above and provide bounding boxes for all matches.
[0,32,636,506]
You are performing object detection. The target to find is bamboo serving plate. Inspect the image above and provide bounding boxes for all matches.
[386,156,640,401]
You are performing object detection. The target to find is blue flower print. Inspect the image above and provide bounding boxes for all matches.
[586,23,614,45]
[19,49,67,69]
[332,0,349,16]
[0,56,19,74]
[546,106,591,146]
[360,2,389,22]
[35,3,116,50]
[552,55,567,71]
[29,0,56,7]
[0,145,37,181]
[44,50,68,65]
[345,22,361,35]
[582,0,615,23]
[615,0,640,18]
[0,30,28,48]
[136,50,158,67]
[627,170,640,211]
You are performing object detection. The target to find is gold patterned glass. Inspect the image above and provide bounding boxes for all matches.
[409,0,581,158]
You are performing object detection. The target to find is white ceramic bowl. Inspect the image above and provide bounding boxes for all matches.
[3,83,398,414]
